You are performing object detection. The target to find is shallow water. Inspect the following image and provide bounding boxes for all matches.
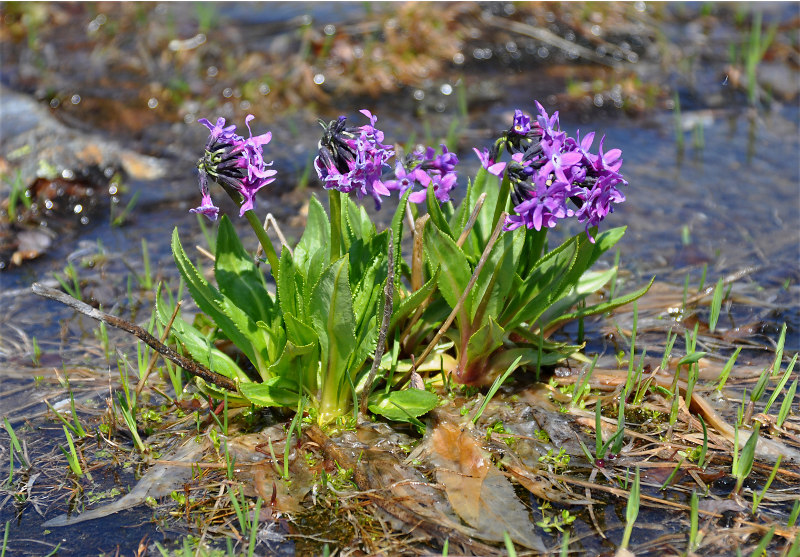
[1,3,798,555]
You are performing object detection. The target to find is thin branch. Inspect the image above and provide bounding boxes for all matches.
[412,212,508,373]
[456,192,487,248]
[359,230,394,414]
[31,283,238,393]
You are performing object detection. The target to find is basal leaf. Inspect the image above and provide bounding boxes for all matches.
[536,267,617,327]
[390,189,412,278]
[240,376,301,408]
[267,339,319,395]
[500,236,578,330]
[214,215,276,325]
[155,284,250,383]
[368,389,440,423]
[427,182,454,239]
[294,195,329,272]
[193,378,251,407]
[470,230,523,328]
[424,219,472,323]
[542,277,655,332]
[465,317,505,365]
[171,228,264,370]
[587,226,626,270]
[389,268,440,331]
[309,257,358,389]
[466,167,500,258]
[277,247,303,320]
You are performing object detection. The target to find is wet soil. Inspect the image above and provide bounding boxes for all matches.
[1,2,798,556]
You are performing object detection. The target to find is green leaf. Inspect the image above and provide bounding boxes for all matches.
[171,228,267,371]
[240,376,302,408]
[471,229,523,328]
[389,268,440,331]
[277,247,303,320]
[450,177,474,235]
[214,215,275,325]
[343,194,375,245]
[193,378,251,407]
[466,167,500,258]
[426,181,454,239]
[424,219,473,323]
[536,267,617,327]
[267,339,319,395]
[466,317,505,365]
[368,389,439,423]
[542,277,655,333]
[155,284,251,383]
[294,195,329,271]
[390,189,412,278]
[501,236,578,330]
[310,257,358,393]
[588,226,626,269]
[302,243,329,307]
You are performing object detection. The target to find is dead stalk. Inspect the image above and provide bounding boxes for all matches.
[32,283,238,393]
[413,213,508,372]
[359,231,394,414]
[135,300,182,397]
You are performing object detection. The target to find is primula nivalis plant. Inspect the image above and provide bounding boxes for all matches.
[163,102,650,426]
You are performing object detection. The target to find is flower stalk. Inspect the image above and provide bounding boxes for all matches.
[243,209,280,272]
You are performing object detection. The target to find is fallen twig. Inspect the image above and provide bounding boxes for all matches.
[31,283,238,393]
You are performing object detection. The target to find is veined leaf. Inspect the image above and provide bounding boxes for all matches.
[424,219,473,324]
[466,167,500,258]
[267,339,319,396]
[587,226,626,270]
[277,247,303,320]
[368,389,439,423]
[193,378,250,406]
[310,257,358,394]
[171,228,268,371]
[389,268,440,331]
[471,229,523,328]
[294,195,329,271]
[343,194,376,245]
[155,284,250,383]
[427,182,454,239]
[390,189,412,278]
[302,243,329,308]
[240,376,301,408]
[466,317,505,365]
[214,215,276,325]
[500,236,578,330]
[450,177,474,237]
[537,267,617,327]
[542,277,655,333]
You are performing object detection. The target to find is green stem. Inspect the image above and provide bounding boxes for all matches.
[244,209,280,274]
[328,189,343,263]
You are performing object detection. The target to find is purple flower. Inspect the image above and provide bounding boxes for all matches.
[315,110,394,209]
[511,109,531,135]
[473,148,507,176]
[483,100,628,239]
[385,144,459,205]
[194,115,276,220]
[504,174,573,232]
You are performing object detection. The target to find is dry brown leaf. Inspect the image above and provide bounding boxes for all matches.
[428,421,547,552]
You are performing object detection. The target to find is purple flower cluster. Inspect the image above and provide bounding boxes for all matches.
[314,110,395,209]
[384,145,459,204]
[193,115,277,220]
[476,102,627,240]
